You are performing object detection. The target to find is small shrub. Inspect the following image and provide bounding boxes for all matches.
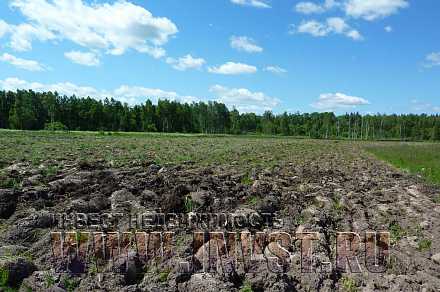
[45,122,67,131]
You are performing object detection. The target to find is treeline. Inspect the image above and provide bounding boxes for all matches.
[1,90,440,141]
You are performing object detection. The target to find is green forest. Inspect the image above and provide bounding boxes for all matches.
[1,89,439,141]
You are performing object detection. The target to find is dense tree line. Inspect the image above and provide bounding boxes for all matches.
[1,90,440,141]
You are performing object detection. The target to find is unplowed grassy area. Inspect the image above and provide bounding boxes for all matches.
[365,142,440,185]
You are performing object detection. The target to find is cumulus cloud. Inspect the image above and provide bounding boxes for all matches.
[0,77,199,105]
[64,51,100,67]
[423,52,440,68]
[230,36,263,53]
[311,92,370,111]
[230,0,271,8]
[344,0,409,21]
[7,0,178,58]
[208,62,257,75]
[295,0,338,14]
[264,66,287,74]
[165,54,206,71]
[0,53,47,71]
[210,84,280,113]
[7,23,55,52]
[294,17,363,40]
[384,26,393,32]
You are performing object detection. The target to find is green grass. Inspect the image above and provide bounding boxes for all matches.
[417,239,432,251]
[365,142,440,185]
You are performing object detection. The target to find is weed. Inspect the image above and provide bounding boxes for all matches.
[43,272,55,288]
[158,268,171,283]
[241,174,253,185]
[0,177,21,190]
[389,222,406,244]
[417,239,432,251]
[184,196,194,213]
[62,276,79,292]
[341,276,357,292]
[433,194,440,204]
[75,232,89,244]
[246,195,260,206]
[41,165,58,177]
[0,267,8,287]
[239,280,253,292]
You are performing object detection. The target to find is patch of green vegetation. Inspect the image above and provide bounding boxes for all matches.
[239,280,253,292]
[341,276,358,292]
[389,222,407,244]
[62,276,79,292]
[417,239,432,251]
[332,196,344,215]
[366,143,440,185]
[184,196,194,213]
[294,214,305,225]
[158,268,171,283]
[0,267,18,292]
[0,177,22,190]
[246,195,260,206]
[43,271,56,288]
[41,165,58,178]
[433,194,440,204]
[75,232,89,244]
[0,267,9,287]
[241,174,253,185]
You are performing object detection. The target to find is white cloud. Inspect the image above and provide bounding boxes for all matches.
[230,0,271,8]
[344,0,409,21]
[230,36,263,53]
[8,23,55,51]
[311,92,370,111]
[264,66,287,74]
[295,17,363,40]
[210,84,280,113]
[165,54,206,71]
[296,2,325,14]
[0,53,46,71]
[208,62,257,75]
[410,100,440,113]
[64,51,100,67]
[8,0,178,58]
[423,52,440,68]
[384,26,393,32]
[0,77,200,105]
[0,20,11,38]
[295,0,339,14]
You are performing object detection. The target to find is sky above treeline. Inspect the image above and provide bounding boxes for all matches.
[0,0,439,114]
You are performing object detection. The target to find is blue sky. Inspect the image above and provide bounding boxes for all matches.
[0,0,439,114]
